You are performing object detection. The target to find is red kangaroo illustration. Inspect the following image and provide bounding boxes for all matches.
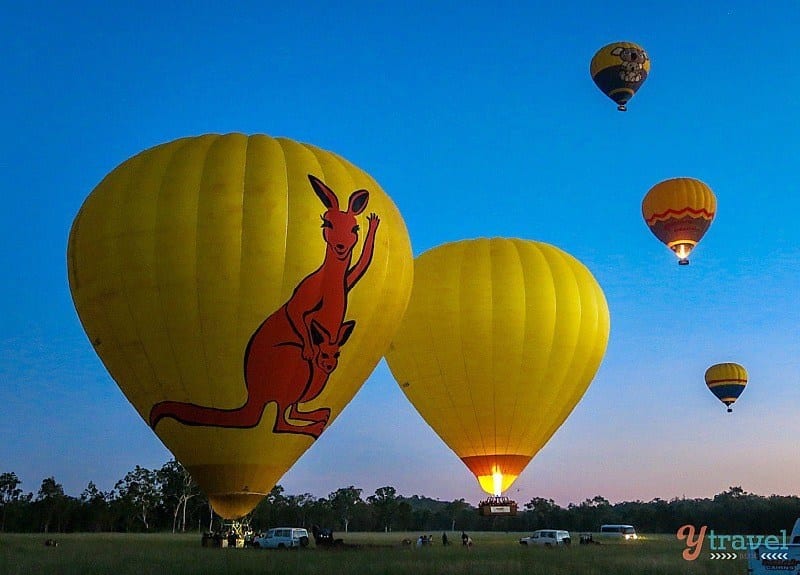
[149,175,379,439]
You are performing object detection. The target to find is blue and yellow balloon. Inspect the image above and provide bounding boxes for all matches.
[590,41,650,111]
[705,363,748,413]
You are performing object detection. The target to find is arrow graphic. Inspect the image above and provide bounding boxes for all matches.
[709,552,738,560]
[761,552,789,560]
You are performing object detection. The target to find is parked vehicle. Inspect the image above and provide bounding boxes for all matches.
[748,517,800,574]
[599,524,638,540]
[252,527,310,549]
[519,529,571,547]
[791,518,800,544]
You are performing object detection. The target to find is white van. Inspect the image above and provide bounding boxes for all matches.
[748,517,800,574]
[519,529,571,547]
[599,524,638,540]
[252,527,310,549]
[791,518,800,544]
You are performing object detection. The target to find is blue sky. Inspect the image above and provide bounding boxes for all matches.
[2,1,800,506]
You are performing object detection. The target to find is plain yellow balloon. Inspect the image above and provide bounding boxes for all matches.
[68,133,413,518]
[385,238,610,496]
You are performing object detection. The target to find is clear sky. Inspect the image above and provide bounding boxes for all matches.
[2,1,800,507]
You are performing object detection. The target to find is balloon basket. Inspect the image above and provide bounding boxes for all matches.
[478,496,518,516]
[201,520,251,548]
[202,533,229,548]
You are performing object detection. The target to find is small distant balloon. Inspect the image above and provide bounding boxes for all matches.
[642,177,717,265]
[705,363,748,413]
[590,41,650,111]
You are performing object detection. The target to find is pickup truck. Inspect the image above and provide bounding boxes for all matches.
[748,519,800,574]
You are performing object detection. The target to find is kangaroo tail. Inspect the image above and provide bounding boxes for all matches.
[149,399,268,429]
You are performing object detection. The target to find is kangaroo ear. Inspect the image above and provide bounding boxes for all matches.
[348,190,369,215]
[310,320,331,346]
[309,175,339,210]
[337,320,356,346]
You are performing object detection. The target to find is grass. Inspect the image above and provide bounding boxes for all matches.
[0,531,747,575]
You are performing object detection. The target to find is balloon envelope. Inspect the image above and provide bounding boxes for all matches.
[385,238,610,496]
[590,41,650,111]
[705,363,748,413]
[642,177,717,265]
[68,133,413,518]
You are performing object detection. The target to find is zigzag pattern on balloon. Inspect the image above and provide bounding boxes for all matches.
[645,207,716,225]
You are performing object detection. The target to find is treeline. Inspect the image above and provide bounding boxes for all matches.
[2,464,799,535]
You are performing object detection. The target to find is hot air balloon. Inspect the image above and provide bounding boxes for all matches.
[705,363,748,413]
[384,238,610,514]
[590,41,650,111]
[68,133,413,519]
[642,177,717,265]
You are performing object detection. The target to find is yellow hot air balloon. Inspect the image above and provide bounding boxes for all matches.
[705,363,748,413]
[590,41,650,111]
[642,177,717,265]
[68,133,413,519]
[385,238,610,502]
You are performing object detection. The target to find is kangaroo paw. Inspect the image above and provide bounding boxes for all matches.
[273,414,327,439]
[288,406,331,424]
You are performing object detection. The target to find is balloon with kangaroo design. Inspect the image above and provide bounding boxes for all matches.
[68,133,413,519]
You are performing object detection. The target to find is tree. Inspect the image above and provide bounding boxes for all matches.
[328,486,363,533]
[0,472,28,532]
[114,466,161,531]
[285,493,316,527]
[251,485,287,529]
[36,477,70,533]
[157,460,199,533]
[567,495,613,531]
[443,499,471,532]
[80,481,110,532]
[524,497,561,530]
[368,486,399,532]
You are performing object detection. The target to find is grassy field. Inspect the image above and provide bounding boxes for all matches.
[0,531,747,575]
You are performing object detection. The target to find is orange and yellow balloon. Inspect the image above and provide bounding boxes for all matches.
[385,238,610,496]
[68,133,413,518]
[705,363,748,413]
[590,41,650,111]
[642,177,717,265]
